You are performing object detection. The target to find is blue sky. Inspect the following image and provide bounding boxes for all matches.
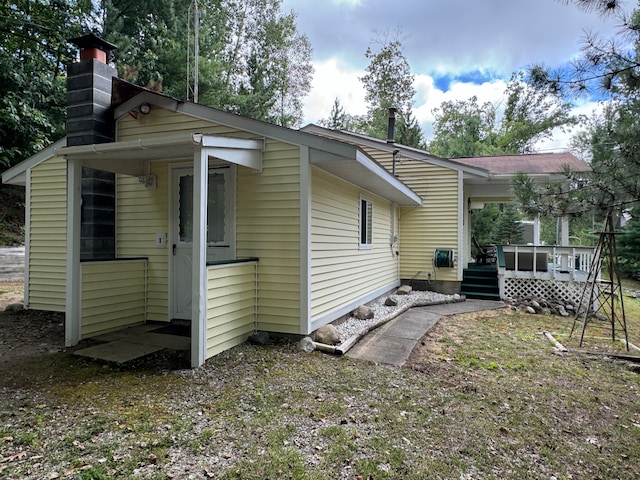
[281,0,628,150]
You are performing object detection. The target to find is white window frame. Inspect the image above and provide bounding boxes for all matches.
[359,195,373,249]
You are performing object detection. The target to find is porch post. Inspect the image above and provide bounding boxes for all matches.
[560,215,570,271]
[191,149,208,367]
[533,215,541,245]
[65,158,82,346]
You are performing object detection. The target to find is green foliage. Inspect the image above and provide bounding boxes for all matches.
[358,34,425,148]
[492,204,524,244]
[470,204,500,245]
[618,216,640,279]
[102,0,313,127]
[429,72,574,158]
[519,2,640,223]
[360,38,415,117]
[0,0,92,169]
[429,96,499,157]
[318,97,365,131]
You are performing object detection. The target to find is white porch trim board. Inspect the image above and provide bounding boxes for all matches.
[300,146,312,335]
[24,169,31,306]
[191,148,208,368]
[457,171,464,281]
[65,158,82,347]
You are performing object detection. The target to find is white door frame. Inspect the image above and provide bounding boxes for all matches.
[169,162,237,319]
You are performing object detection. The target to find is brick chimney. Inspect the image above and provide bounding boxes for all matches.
[67,34,117,260]
[67,33,117,146]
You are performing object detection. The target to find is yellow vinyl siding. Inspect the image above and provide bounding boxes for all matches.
[356,147,459,281]
[117,109,302,332]
[117,108,254,141]
[117,109,243,322]
[236,141,301,333]
[397,163,459,281]
[80,260,147,337]
[310,167,397,319]
[116,162,170,320]
[28,155,67,311]
[206,262,257,358]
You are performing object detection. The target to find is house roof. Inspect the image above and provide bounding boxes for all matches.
[3,80,422,206]
[300,124,490,178]
[448,152,591,177]
[300,125,593,184]
[107,80,421,205]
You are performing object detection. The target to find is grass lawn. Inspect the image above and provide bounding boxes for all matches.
[1,293,639,479]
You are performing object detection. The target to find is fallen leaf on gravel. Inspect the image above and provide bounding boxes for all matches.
[203,466,215,477]
[0,436,13,442]
[72,440,85,450]
[1,451,26,463]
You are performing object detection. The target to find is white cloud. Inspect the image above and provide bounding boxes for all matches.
[302,58,366,124]
[413,75,507,138]
[304,59,602,152]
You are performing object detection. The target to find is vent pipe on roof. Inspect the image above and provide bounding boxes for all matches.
[386,107,397,144]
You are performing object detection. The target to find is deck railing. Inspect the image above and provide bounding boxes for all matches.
[496,245,597,303]
[497,244,598,282]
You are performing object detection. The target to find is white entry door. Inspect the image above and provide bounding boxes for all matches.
[171,165,235,320]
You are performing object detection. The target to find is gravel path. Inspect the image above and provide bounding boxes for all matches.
[334,289,462,349]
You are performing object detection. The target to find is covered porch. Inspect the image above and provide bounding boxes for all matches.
[59,132,264,367]
[453,152,597,302]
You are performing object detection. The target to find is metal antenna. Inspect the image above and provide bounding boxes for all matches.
[570,211,629,350]
[193,0,199,103]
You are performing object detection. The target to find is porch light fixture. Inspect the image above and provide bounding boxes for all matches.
[138,174,157,189]
[139,103,151,115]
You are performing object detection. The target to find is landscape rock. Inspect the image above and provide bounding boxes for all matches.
[396,285,412,295]
[4,303,23,312]
[248,331,270,346]
[524,306,536,315]
[530,300,542,313]
[353,305,374,320]
[384,297,398,307]
[313,324,341,345]
[297,336,315,353]
[509,295,585,318]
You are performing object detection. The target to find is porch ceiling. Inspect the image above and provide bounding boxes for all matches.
[55,133,263,175]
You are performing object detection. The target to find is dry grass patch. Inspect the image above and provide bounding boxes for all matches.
[1,293,640,479]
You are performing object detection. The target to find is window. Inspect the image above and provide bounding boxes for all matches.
[360,197,373,248]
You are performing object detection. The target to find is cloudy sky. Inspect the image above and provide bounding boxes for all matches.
[281,0,629,151]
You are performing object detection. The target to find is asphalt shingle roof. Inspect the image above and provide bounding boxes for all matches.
[448,152,591,176]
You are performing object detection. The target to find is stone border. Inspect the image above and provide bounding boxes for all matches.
[334,296,466,355]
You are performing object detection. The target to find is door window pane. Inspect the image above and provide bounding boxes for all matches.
[207,172,226,244]
[178,174,193,243]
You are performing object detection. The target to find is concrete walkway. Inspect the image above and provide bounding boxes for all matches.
[346,299,505,366]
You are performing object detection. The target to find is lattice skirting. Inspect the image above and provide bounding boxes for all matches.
[502,278,589,305]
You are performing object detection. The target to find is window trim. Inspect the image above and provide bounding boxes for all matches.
[359,195,373,249]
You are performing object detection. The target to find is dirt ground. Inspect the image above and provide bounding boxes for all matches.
[0,283,66,389]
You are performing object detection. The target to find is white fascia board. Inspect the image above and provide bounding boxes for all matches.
[198,135,264,172]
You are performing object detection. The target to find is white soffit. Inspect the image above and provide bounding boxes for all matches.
[55,133,263,175]
[309,147,422,207]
